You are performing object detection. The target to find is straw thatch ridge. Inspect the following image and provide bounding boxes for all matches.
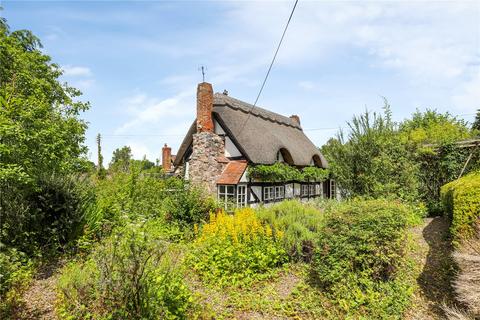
[174,93,328,168]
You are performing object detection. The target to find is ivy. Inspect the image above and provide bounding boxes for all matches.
[247,162,329,182]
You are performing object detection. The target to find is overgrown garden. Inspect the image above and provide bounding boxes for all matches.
[1,16,479,320]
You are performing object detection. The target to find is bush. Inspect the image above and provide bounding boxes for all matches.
[256,200,325,262]
[190,208,287,286]
[310,199,421,318]
[441,172,480,243]
[1,173,96,254]
[57,220,197,320]
[95,169,216,231]
[0,248,34,317]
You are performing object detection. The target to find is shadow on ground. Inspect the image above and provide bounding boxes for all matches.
[418,216,457,319]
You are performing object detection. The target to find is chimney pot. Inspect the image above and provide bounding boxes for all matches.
[162,143,172,172]
[196,82,214,133]
[290,114,301,126]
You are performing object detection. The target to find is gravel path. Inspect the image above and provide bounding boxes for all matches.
[17,261,62,320]
[406,216,457,320]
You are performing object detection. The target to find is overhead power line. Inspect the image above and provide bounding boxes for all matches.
[236,0,299,137]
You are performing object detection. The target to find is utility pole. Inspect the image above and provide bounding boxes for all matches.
[97,133,103,172]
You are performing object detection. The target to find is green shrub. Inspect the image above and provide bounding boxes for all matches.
[190,208,287,287]
[310,199,421,318]
[57,220,197,320]
[1,173,96,254]
[0,248,34,317]
[161,178,217,226]
[441,171,480,243]
[95,170,216,231]
[256,200,325,262]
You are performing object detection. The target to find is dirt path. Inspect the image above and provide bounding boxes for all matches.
[16,261,62,320]
[406,216,457,320]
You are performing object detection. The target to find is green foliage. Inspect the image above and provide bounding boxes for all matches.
[1,173,96,255]
[399,110,475,214]
[301,166,330,182]
[256,200,325,262]
[109,145,133,172]
[322,106,477,213]
[0,20,89,186]
[441,172,480,244]
[322,105,419,201]
[247,162,329,182]
[0,17,90,254]
[470,109,480,132]
[400,109,470,146]
[0,248,34,317]
[94,165,216,233]
[190,208,287,287]
[310,199,421,318]
[57,220,197,320]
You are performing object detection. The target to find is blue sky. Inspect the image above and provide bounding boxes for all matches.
[2,0,479,164]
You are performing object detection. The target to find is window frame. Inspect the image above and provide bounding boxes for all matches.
[218,184,236,210]
[263,186,275,202]
[330,180,336,199]
[301,184,309,197]
[275,185,285,199]
[237,185,247,207]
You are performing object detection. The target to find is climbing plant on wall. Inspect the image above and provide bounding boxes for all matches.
[247,162,330,182]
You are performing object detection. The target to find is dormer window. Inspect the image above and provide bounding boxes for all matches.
[277,148,294,165]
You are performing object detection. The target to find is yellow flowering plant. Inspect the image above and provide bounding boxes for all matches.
[190,208,287,287]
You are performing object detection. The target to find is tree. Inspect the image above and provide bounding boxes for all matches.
[472,109,480,132]
[0,17,90,251]
[399,109,470,145]
[399,110,475,213]
[110,146,133,172]
[321,103,419,201]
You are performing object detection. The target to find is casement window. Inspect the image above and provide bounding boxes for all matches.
[315,183,321,196]
[237,185,247,208]
[218,185,235,210]
[264,186,275,201]
[330,180,336,199]
[309,184,315,196]
[301,184,309,197]
[275,186,285,199]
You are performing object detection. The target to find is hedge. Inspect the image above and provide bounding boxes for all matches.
[441,172,480,243]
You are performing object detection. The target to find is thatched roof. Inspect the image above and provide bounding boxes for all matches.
[174,93,328,168]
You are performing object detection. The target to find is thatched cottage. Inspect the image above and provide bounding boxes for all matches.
[162,82,335,209]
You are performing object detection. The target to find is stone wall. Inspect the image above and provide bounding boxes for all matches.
[188,131,227,195]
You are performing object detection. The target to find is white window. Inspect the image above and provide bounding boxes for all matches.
[264,186,275,201]
[330,180,336,199]
[237,185,247,207]
[218,185,235,210]
[309,184,315,196]
[301,184,309,197]
[315,184,321,196]
[294,183,301,197]
[275,186,285,199]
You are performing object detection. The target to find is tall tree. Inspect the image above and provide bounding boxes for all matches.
[321,103,419,201]
[0,17,90,250]
[472,109,480,132]
[110,146,133,172]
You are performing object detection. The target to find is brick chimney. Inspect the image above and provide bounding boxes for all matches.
[196,82,214,132]
[162,143,172,172]
[290,114,301,126]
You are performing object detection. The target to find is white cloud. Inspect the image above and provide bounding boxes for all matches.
[63,65,92,77]
[452,71,480,112]
[127,141,153,160]
[223,1,479,82]
[115,89,194,134]
[298,81,315,90]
